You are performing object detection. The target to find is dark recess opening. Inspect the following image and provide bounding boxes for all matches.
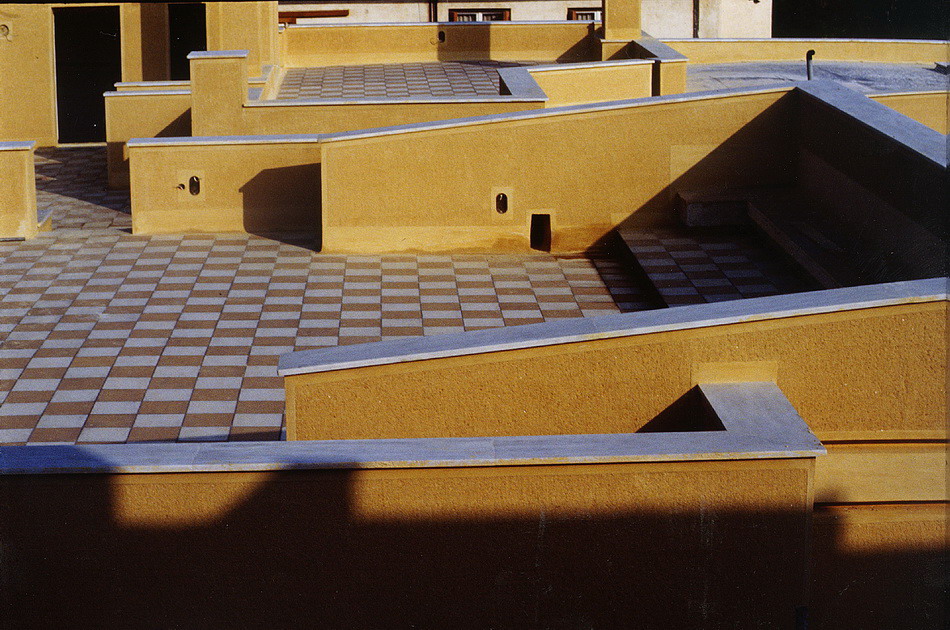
[773,0,949,39]
[54,6,122,143]
[168,3,207,80]
[530,214,551,252]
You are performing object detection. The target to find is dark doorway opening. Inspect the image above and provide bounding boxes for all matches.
[54,6,122,144]
[530,214,552,252]
[168,3,207,80]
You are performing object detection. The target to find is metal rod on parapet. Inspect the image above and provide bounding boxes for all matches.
[806,50,816,80]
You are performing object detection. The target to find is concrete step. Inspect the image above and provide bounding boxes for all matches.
[37,206,54,233]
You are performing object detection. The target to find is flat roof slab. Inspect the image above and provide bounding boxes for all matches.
[687,61,949,93]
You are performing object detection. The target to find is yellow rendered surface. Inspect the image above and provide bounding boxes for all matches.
[286,302,947,441]
[869,91,950,134]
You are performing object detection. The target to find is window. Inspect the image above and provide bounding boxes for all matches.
[448,9,511,21]
[567,7,602,20]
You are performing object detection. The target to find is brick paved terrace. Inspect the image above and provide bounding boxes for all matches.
[0,148,658,445]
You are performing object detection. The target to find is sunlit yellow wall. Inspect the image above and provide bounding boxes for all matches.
[279,21,600,66]
[241,100,540,135]
[105,92,192,188]
[603,0,641,40]
[528,62,653,106]
[0,3,170,146]
[0,5,57,145]
[285,301,947,441]
[319,89,795,252]
[0,459,815,627]
[129,141,321,234]
[0,144,38,239]
[869,91,949,134]
[663,38,949,64]
[206,1,278,76]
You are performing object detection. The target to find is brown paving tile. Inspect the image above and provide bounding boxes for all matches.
[29,427,83,443]
[127,427,181,442]
[19,367,70,380]
[235,400,284,414]
[139,400,190,415]
[229,426,282,441]
[0,416,44,429]
[4,391,56,404]
[58,377,106,390]
[191,389,240,402]
[182,413,234,427]
[98,389,147,402]
[44,401,95,416]
[84,414,136,428]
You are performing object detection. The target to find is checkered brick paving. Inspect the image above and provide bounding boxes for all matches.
[0,148,656,446]
[619,228,814,306]
[277,61,535,100]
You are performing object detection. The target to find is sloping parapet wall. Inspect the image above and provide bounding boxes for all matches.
[317,86,796,252]
[279,279,947,443]
[278,278,948,628]
[662,38,949,64]
[868,90,949,136]
[0,141,38,240]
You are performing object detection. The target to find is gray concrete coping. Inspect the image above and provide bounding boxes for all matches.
[528,59,654,73]
[317,84,793,143]
[0,141,35,151]
[114,80,190,89]
[661,37,949,45]
[798,80,948,167]
[497,66,547,100]
[634,37,689,62]
[187,49,249,60]
[128,134,324,148]
[103,90,191,98]
[279,278,946,377]
[0,382,823,475]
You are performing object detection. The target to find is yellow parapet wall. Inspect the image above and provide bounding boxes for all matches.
[0,459,816,627]
[129,139,321,235]
[319,88,795,252]
[527,61,653,107]
[284,300,946,442]
[279,22,600,67]
[869,91,950,134]
[0,141,38,239]
[663,38,950,65]
[105,91,192,188]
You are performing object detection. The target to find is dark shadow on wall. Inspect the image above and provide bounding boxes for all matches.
[108,109,192,190]
[0,447,944,629]
[240,164,322,251]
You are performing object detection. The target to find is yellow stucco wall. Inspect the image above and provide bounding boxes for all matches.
[663,38,949,64]
[811,503,947,629]
[528,62,653,106]
[0,3,172,146]
[105,91,192,188]
[206,1,279,76]
[318,89,795,252]
[869,91,950,135]
[129,141,321,235]
[1,459,815,626]
[285,301,947,441]
[0,5,58,145]
[0,144,38,239]
[279,21,600,66]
